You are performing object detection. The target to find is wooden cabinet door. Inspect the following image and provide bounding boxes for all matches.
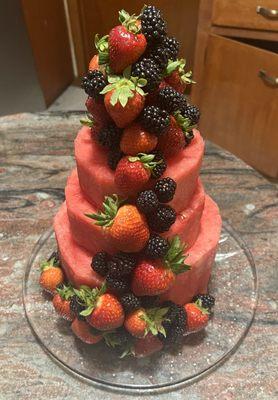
[199,35,278,177]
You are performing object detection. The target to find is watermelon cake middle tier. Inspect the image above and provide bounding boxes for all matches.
[75,126,204,212]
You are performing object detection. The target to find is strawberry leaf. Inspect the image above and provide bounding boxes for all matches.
[85,195,122,227]
[164,236,191,274]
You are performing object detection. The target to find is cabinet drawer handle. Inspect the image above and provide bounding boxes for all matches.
[258,70,278,87]
[256,6,278,19]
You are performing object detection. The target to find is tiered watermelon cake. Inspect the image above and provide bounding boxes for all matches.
[39,5,222,357]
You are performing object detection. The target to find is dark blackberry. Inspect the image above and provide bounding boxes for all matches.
[131,58,161,92]
[144,234,169,259]
[97,124,121,149]
[120,293,141,313]
[70,295,86,321]
[164,324,185,345]
[149,45,169,71]
[141,106,170,136]
[158,86,186,114]
[82,70,107,99]
[162,36,180,60]
[140,295,159,308]
[161,301,187,335]
[180,104,200,125]
[106,273,129,294]
[112,252,137,276]
[192,294,215,310]
[136,190,159,215]
[107,148,123,170]
[185,130,194,145]
[154,177,177,203]
[47,250,59,265]
[151,151,167,179]
[91,251,109,276]
[141,5,167,44]
[148,204,176,233]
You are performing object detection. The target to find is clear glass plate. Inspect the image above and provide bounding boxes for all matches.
[22,221,258,393]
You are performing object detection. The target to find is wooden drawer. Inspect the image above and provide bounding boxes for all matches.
[212,0,278,31]
[199,35,278,177]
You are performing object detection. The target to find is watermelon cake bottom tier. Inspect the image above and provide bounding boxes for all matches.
[65,169,205,254]
[54,195,221,305]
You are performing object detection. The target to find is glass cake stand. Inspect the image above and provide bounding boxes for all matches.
[22,221,258,393]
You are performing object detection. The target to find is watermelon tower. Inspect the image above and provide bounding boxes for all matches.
[50,5,222,355]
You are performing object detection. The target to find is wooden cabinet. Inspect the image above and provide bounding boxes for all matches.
[192,0,278,178]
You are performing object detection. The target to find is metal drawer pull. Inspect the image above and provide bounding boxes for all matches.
[258,70,278,87]
[256,6,278,19]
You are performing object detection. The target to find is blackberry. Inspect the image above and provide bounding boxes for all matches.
[185,130,194,145]
[97,124,121,149]
[91,251,109,276]
[164,324,185,345]
[162,36,180,60]
[140,295,159,308]
[106,272,129,294]
[112,252,137,276]
[136,190,159,215]
[161,301,187,340]
[107,148,123,170]
[141,5,167,44]
[141,106,170,136]
[158,86,186,114]
[82,70,107,99]
[120,293,141,313]
[151,150,167,179]
[112,327,131,346]
[148,204,176,233]
[131,58,161,92]
[70,295,86,321]
[154,177,177,203]
[47,250,59,265]
[144,234,169,259]
[180,104,200,125]
[149,45,169,71]
[192,294,215,310]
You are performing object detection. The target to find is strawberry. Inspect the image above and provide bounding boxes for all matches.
[108,10,147,74]
[133,333,163,358]
[124,307,168,338]
[158,113,195,158]
[164,59,195,94]
[39,257,64,294]
[85,96,112,127]
[88,54,100,71]
[115,153,162,195]
[184,300,210,332]
[120,123,157,155]
[86,195,150,252]
[52,283,75,321]
[74,284,124,331]
[100,68,146,128]
[71,318,103,344]
[132,236,190,296]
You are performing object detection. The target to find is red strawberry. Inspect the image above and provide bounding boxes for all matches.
[87,195,150,252]
[75,285,124,331]
[132,236,190,296]
[120,122,158,155]
[71,318,103,344]
[88,54,100,71]
[39,257,64,294]
[124,307,168,338]
[164,59,195,94]
[108,10,146,74]
[133,333,163,358]
[85,96,112,127]
[115,154,160,195]
[52,284,74,321]
[157,116,185,158]
[184,300,210,332]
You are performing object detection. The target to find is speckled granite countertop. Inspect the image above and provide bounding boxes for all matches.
[0,112,277,399]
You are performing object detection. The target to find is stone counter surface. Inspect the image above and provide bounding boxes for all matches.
[0,112,277,399]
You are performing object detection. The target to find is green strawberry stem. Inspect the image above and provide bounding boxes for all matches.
[85,194,125,227]
[74,283,107,316]
[80,115,94,128]
[194,299,210,315]
[56,283,74,300]
[95,34,109,65]
[118,9,141,34]
[174,111,197,134]
[100,70,147,108]
[128,153,162,177]
[40,257,59,271]
[165,59,196,84]
[164,236,190,274]
[140,307,169,337]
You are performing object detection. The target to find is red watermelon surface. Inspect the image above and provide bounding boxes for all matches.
[75,126,204,212]
[54,194,221,303]
[65,169,205,253]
